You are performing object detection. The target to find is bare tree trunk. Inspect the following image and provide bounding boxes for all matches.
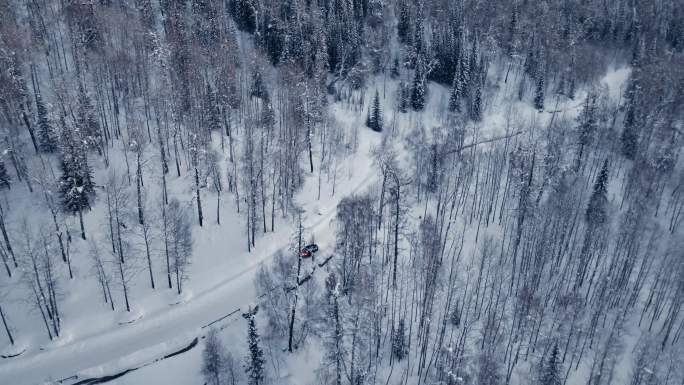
[136,153,144,225]
[0,208,17,267]
[196,168,203,227]
[162,202,172,289]
[0,248,11,277]
[289,216,303,353]
[78,209,86,240]
[118,258,131,312]
[0,302,14,345]
[21,107,39,153]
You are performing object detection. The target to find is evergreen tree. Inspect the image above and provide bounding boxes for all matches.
[250,70,268,100]
[137,0,155,33]
[192,0,219,51]
[568,70,576,100]
[390,57,400,78]
[204,83,221,133]
[585,160,609,227]
[523,49,537,78]
[428,21,462,84]
[576,91,598,163]
[534,70,545,111]
[621,76,640,160]
[457,48,471,100]
[412,8,425,62]
[410,65,426,111]
[468,35,480,80]
[35,92,57,153]
[506,4,519,57]
[243,307,265,385]
[76,84,102,152]
[261,100,275,130]
[392,318,407,360]
[470,79,483,121]
[448,69,462,113]
[539,344,562,385]
[229,0,256,33]
[397,2,411,45]
[397,81,409,113]
[0,162,10,190]
[371,90,383,132]
[426,143,442,193]
[59,128,95,240]
[450,302,461,327]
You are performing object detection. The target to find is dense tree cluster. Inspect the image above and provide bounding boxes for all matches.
[0,0,682,383]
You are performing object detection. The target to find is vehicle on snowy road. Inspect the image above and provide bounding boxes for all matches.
[299,244,319,258]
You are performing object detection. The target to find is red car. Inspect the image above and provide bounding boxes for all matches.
[299,244,319,258]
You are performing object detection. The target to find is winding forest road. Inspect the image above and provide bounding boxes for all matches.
[0,141,378,385]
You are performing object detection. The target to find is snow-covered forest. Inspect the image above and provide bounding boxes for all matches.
[0,0,683,384]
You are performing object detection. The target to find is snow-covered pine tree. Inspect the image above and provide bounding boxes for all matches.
[397,81,409,113]
[204,83,221,133]
[229,0,256,33]
[538,344,562,385]
[371,90,383,132]
[250,70,268,100]
[390,57,400,78]
[365,108,373,129]
[411,64,426,111]
[392,318,407,360]
[76,83,102,153]
[448,69,462,113]
[576,159,610,288]
[470,75,483,121]
[586,160,609,227]
[59,127,95,240]
[534,68,545,111]
[412,6,425,63]
[621,69,641,160]
[192,0,219,52]
[397,2,411,45]
[243,306,265,385]
[35,92,57,153]
[0,162,10,190]
[459,41,471,86]
[576,91,598,165]
[450,300,461,327]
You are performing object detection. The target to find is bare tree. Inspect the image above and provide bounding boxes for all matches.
[164,199,192,295]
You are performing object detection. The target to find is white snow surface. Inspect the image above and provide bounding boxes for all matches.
[0,65,633,385]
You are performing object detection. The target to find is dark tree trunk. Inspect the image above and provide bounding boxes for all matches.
[0,211,17,267]
[21,109,39,153]
[0,303,15,345]
[137,154,144,225]
[195,168,203,227]
[78,209,86,240]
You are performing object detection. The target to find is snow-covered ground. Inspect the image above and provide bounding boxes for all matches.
[0,61,633,384]
[0,82,381,384]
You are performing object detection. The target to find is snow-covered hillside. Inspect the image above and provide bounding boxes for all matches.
[1,1,683,385]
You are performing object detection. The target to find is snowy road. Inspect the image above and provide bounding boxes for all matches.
[0,129,378,385]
